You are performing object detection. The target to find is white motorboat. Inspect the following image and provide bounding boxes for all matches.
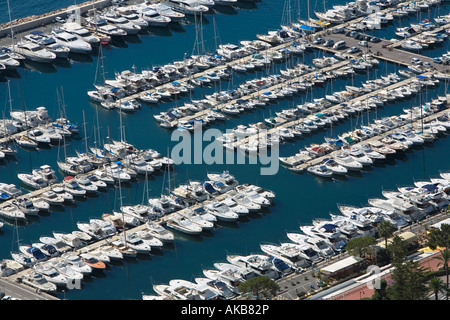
[333,152,363,170]
[125,233,152,254]
[17,173,47,189]
[227,254,280,280]
[0,204,25,221]
[300,221,342,241]
[0,183,22,199]
[74,176,98,194]
[48,259,84,281]
[307,164,334,177]
[148,2,185,21]
[194,277,236,299]
[33,165,58,185]
[51,28,92,54]
[0,51,20,69]
[204,201,239,222]
[11,41,56,63]
[12,198,39,216]
[342,146,373,166]
[15,135,38,149]
[165,215,203,235]
[101,11,141,34]
[27,128,51,144]
[60,22,101,45]
[231,192,261,212]
[321,158,348,175]
[22,271,57,292]
[32,243,60,258]
[52,232,84,249]
[61,254,92,275]
[63,177,86,197]
[179,210,214,230]
[164,0,209,15]
[99,245,123,261]
[33,263,68,287]
[50,185,74,203]
[145,221,175,243]
[219,197,249,216]
[134,5,172,27]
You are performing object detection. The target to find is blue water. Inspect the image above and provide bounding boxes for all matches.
[0,0,449,300]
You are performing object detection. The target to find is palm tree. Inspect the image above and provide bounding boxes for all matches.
[429,277,446,300]
[377,220,395,250]
[435,248,450,300]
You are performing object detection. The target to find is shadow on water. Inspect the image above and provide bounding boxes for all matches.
[52,57,72,69]
[124,34,142,45]
[22,61,57,73]
[213,5,238,15]
[234,1,259,10]
[148,27,172,38]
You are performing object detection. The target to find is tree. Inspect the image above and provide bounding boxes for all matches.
[429,277,446,301]
[427,224,450,250]
[345,236,377,259]
[435,248,450,300]
[377,220,396,252]
[387,260,428,300]
[387,235,409,265]
[371,279,389,300]
[238,276,279,300]
[427,225,450,300]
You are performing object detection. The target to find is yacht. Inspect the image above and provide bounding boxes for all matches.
[163,0,210,15]
[300,220,342,241]
[0,51,20,69]
[33,165,58,185]
[259,243,311,270]
[169,279,220,300]
[0,183,22,199]
[17,173,47,189]
[33,263,68,287]
[332,152,363,170]
[73,177,98,194]
[79,253,107,270]
[12,198,39,216]
[23,31,71,58]
[63,177,87,197]
[11,41,57,63]
[227,254,280,280]
[342,146,373,166]
[51,28,92,54]
[148,2,186,21]
[307,164,334,178]
[165,215,203,235]
[134,5,172,27]
[204,201,239,222]
[22,271,57,292]
[101,11,141,34]
[145,221,175,243]
[178,210,214,230]
[61,254,92,275]
[194,277,236,299]
[48,259,84,281]
[60,22,101,45]
[125,233,152,254]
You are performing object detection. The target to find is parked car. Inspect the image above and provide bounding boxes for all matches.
[411,57,422,65]
[358,40,369,47]
[370,37,381,43]
[423,61,433,68]
[313,37,325,44]
[333,40,346,50]
[324,39,334,47]
[347,46,361,53]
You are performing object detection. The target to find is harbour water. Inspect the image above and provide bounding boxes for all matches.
[0,0,449,300]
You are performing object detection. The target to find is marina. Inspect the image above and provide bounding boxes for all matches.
[0,0,449,301]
